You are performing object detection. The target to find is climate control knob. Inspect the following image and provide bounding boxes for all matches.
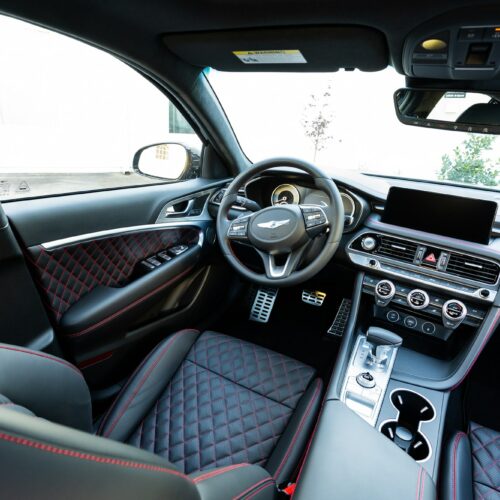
[407,289,429,310]
[442,300,467,329]
[361,236,377,251]
[375,280,396,307]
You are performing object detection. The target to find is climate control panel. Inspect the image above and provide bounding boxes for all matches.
[363,275,486,340]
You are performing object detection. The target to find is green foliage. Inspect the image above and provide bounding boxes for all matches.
[301,83,333,161]
[439,134,499,187]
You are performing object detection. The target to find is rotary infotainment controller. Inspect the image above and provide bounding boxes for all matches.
[366,275,485,340]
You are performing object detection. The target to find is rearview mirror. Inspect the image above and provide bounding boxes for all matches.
[133,142,200,180]
[394,88,500,134]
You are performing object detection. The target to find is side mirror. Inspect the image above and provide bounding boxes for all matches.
[133,142,200,180]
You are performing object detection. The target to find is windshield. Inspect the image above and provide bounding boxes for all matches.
[208,67,500,189]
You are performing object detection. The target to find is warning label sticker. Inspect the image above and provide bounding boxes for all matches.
[233,50,307,64]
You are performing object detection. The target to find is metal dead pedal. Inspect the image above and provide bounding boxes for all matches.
[327,298,352,336]
[249,288,279,323]
[302,290,326,306]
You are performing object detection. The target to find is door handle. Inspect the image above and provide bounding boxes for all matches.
[165,198,195,216]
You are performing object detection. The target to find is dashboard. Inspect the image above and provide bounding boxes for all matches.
[244,174,367,232]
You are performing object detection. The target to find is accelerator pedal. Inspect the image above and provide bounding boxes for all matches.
[327,298,352,336]
[302,290,326,306]
[249,287,279,323]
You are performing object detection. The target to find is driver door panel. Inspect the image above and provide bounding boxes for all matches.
[1,178,226,389]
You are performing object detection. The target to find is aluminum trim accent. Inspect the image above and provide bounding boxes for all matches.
[340,335,398,427]
[350,252,497,302]
[347,229,500,293]
[41,222,205,251]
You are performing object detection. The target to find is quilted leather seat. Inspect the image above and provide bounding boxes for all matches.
[98,330,322,481]
[441,422,500,499]
[0,330,322,499]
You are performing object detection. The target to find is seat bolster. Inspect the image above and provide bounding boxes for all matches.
[0,343,91,431]
[441,431,474,500]
[0,408,200,500]
[99,329,200,441]
[191,463,277,500]
[265,378,323,485]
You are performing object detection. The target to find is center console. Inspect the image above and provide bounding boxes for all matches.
[294,188,499,499]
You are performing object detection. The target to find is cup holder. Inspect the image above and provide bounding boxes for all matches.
[380,389,435,462]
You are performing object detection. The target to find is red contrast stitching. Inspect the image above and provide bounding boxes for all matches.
[193,463,249,483]
[0,432,189,479]
[233,478,274,500]
[273,379,322,480]
[452,432,467,500]
[101,330,197,437]
[66,266,194,337]
[420,468,426,500]
[0,345,82,378]
[245,480,275,499]
[416,467,422,500]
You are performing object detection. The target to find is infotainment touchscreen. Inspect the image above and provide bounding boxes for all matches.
[382,187,497,245]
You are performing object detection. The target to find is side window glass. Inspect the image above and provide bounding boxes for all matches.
[0,15,202,201]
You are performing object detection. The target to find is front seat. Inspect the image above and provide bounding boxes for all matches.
[441,423,500,500]
[0,329,322,499]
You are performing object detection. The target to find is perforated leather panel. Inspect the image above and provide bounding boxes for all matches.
[127,331,316,474]
[470,422,500,499]
[27,227,199,322]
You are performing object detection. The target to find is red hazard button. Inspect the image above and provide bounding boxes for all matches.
[424,253,437,263]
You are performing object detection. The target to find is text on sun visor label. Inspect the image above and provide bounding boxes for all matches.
[233,50,307,64]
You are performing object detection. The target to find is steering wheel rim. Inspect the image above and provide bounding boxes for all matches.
[216,157,345,286]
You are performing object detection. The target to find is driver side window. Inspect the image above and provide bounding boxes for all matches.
[0,15,202,201]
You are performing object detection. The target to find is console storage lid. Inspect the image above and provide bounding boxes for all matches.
[294,400,436,500]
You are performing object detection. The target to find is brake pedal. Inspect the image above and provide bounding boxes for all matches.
[249,288,278,323]
[302,290,326,306]
[327,298,352,336]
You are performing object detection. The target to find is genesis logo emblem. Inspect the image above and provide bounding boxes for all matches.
[257,219,290,229]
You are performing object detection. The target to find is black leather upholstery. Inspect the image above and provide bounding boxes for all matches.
[294,400,436,500]
[442,423,500,500]
[0,330,319,498]
[100,330,320,480]
[0,343,92,431]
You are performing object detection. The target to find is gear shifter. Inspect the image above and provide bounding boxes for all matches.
[366,327,403,368]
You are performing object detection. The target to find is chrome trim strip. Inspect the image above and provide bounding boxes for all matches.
[349,252,497,302]
[41,222,205,251]
[347,229,500,288]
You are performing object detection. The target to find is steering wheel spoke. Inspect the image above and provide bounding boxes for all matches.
[257,245,308,279]
[226,215,251,242]
[300,204,330,237]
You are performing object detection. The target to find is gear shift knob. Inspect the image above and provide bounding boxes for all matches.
[366,327,403,365]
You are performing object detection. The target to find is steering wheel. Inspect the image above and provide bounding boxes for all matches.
[216,158,345,286]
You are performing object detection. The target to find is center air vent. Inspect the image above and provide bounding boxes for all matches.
[374,235,418,263]
[446,253,500,285]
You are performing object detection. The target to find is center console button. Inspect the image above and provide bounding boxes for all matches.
[407,289,430,310]
[404,316,418,329]
[422,322,436,335]
[386,310,400,322]
[356,372,376,389]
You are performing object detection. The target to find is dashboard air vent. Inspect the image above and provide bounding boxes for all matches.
[374,235,418,263]
[446,253,500,285]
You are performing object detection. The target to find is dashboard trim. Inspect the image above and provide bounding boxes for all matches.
[347,229,499,303]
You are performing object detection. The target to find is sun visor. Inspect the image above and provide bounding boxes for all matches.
[164,26,388,72]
